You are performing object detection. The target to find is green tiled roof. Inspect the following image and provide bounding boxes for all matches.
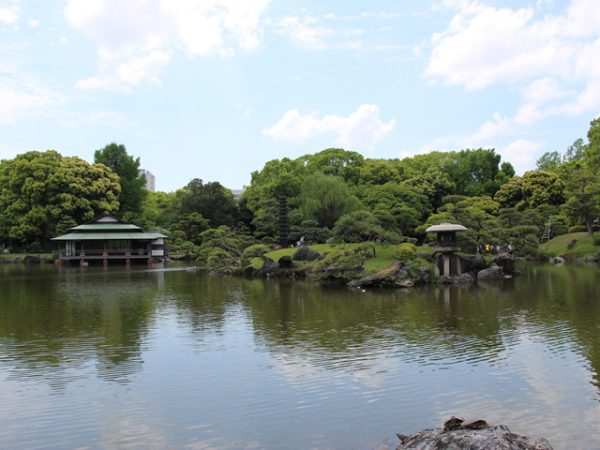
[71,224,141,231]
[52,232,167,241]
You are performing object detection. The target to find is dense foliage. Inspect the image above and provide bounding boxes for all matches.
[2,117,599,258]
[94,143,147,222]
[0,151,120,250]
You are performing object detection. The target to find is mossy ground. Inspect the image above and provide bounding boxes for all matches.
[538,232,599,259]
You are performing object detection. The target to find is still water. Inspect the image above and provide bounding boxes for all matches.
[1,263,600,449]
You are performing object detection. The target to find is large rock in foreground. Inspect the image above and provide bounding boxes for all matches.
[396,424,553,450]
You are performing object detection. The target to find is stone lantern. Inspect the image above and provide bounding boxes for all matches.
[425,223,468,278]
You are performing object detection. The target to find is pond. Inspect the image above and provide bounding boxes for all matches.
[1,263,600,449]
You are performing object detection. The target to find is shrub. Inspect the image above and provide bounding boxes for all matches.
[206,247,240,272]
[593,233,600,246]
[568,225,587,233]
[260,236,275,245]
[242,244,270,259]
[395,243,416,261]
[310,244,372,284]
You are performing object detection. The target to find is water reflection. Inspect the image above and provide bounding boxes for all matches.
[1,263,600,448]
[0,266,166,386]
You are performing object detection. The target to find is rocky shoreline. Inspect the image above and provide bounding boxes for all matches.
[233,245,526,289]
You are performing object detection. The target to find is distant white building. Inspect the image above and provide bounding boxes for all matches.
[139,169,156,192]
[231,189,244,199]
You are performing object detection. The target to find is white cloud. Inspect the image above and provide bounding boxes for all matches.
[421,0,600,168]
[76,49,171,93]
[426,0,600,113]
[0,74,66,124]
[426,2,575,90]
[277,15,336,50]
[263,104,395,150]
[522,77,570,106]
[500,139,545,172]
[65,0,270,91]
[0,5,19,25]
[28,19,40,28]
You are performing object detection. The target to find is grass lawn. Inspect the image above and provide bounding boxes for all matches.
[538,232,599,258]
[264,243,434,274]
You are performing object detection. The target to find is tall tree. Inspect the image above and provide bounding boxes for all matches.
[174,179,238,228]
[0,151,120,249]
[536,151,562,172]
[301,148,365,184]
[94,143,147,222]
[450,148,514,197]
[298,173,362,228]
[494,170,565,210]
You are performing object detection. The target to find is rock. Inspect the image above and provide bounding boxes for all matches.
[277,255,295,269]
[242,266,256,277]
[443,416,464,431]
[396,420,553,450]
[437,272,475,284]
[585,256,600,264]
[418,267,431,284]
[347,262,414,289]
[465,253,486,272]
[477,264,507,281]
[292,245,323,261]
[549,256,565,265]
[255,257,279,277]
[567,239,577,250]
[493,251,515,275]
[395,279,414,288]
[23,255,41,264]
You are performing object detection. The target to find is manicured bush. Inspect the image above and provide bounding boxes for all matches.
[593,233,600,246]
[310,244,372,284]
[242,244,270,259]
[260,236,275,245]
[395,243,417,261]
[568,225,587,233]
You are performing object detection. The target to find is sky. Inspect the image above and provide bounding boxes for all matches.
[0,0,599,192]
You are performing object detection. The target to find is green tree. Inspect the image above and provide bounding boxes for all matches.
[301,148,364,184]
[240,157,306,238]
[298,173,362,228]
[562,164,599,233]
[536,151,562,172]
[173,179,238,228]
[450,148,514,196]
[0,151,120,248]
[495,171,565,210]
[94,143,147,221]
[140,191,176,229]
[356,182,430,235]
[403,169,456,211]
[332,210,400,243]
[358,159,400,185]
[172,212,210,245]
[584,117,600,170]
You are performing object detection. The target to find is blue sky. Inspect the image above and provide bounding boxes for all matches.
[1,0,598,192]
